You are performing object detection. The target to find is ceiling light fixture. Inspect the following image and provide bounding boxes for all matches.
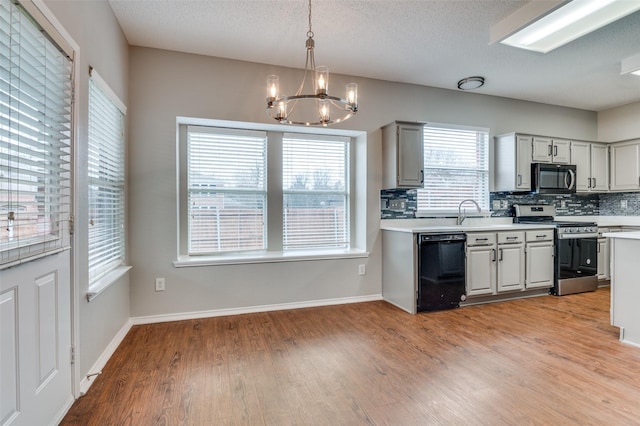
[457,76,485,91]
[266,0,358,126]
[621,52,640,76]
[491,0,640,54]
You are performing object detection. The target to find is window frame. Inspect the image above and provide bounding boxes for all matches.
[416,122,490,217]
[175,118,367,266]
[87,67,127,285]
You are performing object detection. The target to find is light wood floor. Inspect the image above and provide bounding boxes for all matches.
[61,287,640,425]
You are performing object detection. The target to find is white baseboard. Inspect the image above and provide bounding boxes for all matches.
[131,294,383,325]
[78,318,133,396]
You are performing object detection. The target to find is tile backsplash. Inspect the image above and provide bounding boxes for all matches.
[381,189,637,219]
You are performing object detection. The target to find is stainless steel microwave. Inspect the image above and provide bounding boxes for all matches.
[532,163,576,194]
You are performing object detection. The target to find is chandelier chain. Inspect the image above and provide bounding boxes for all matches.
[307,0,313,38]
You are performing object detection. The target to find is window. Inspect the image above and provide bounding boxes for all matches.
[417,124,489,214]
[1,0,73,266]
[283,133,349,250]
[87,70,126,282]
[187,126,267,254]
[181,123,356,260]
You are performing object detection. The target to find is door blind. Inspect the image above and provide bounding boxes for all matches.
[88,75,125,282]
[417,124,489,213]
[0,0,73,266]
[282,133,350,250]
[187,126,267,254]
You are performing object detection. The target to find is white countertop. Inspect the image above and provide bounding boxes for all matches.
[603,231,640,240]
[380,218,554,233]
[381,216,640,233]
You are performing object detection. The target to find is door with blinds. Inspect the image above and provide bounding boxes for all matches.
[0,1,74,424]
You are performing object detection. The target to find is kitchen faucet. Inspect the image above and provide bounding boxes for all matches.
[457,199,481,225]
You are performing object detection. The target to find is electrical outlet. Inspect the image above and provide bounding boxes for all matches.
[358,264,366,276]
[621,200,628,209]
[492,200,501,210]
[155,277,165,291]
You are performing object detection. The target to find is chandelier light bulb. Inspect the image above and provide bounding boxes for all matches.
[267,75,279,103]
[346,83,358,109]
[316,66,329,96]
[319,100,330,124]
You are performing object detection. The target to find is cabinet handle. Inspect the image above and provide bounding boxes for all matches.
[499,248,503,261]
[475,238,488,242]
[592,177,596,188]
[517,174,522,186]
[492,248,496,262]
[420,169,424,184]
[548,145,552,156]
[597,244,600,254]
[506,236,518,240]
[536,235,546,238]
[554,145,558,157]
[588,177,592,188]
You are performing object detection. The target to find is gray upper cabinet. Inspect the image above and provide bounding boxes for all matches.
[570,141,609,192]
[494,133,533,192]
[610,139,640,191]
[532,137,570,164]
[382,122,424,188]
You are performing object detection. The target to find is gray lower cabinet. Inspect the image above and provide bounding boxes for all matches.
[524,230,554,289]
[465,231,526,296]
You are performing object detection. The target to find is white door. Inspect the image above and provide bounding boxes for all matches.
[590,144,609,192]
[570,141,591,192]
[1,251,73,426]
[525,242,554,289]
[532,137,553,163]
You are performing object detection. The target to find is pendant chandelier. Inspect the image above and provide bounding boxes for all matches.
[266,0,358,126]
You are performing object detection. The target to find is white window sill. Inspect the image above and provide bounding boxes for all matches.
[173,249,369,268]
[86,265,132,302]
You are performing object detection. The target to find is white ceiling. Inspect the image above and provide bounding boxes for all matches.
[108,0,640,112]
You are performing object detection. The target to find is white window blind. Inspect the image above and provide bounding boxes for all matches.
[88,73,126,282]
[283,133,349,250]
[0,0,73,266]
[187,126,267,254]
[417,124,489,213]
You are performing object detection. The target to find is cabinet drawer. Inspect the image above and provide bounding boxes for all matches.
[466,233,496,246]
[498,231,524,244]
[525,230,554,242]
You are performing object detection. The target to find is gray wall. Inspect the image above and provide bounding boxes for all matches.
[598,101,640,142]
[43,0,130,383]
[128,46,597,318]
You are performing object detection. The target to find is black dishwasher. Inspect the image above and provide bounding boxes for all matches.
[417,233,467,312]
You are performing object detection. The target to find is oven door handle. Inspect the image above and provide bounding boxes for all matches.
[565,169,576,190]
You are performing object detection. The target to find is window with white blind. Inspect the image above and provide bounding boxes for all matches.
[0,0,73,266]
[88,70,126,282]
[417,124,489,214]
[181,123,356,260]
[187,126,267,254]
[283,133,349,250]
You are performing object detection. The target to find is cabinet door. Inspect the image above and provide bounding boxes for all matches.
[570,141,591,192]
[466,245,496,296]
[610,142,640,191]
[516,135,532,190]
[497,244,525,292]
[397,124,424,188]
[526,242,554,289]
[590,143,609,191]
[532,137,552,163]
[551,139,571,164]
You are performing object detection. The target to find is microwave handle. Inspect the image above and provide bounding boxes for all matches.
[565,169,576,190]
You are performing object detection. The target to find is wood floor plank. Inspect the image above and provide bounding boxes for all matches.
[61,287,640,425]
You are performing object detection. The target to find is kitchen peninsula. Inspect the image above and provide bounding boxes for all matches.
[604,231,640,348]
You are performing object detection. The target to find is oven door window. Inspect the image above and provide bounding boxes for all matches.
[558,238,597,278]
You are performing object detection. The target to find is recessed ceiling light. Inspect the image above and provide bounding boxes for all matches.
[621,52,640,76]
[491,0,640,54]
[457,76,485,91]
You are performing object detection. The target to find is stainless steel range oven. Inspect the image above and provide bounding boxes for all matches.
[514,204,598,296]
